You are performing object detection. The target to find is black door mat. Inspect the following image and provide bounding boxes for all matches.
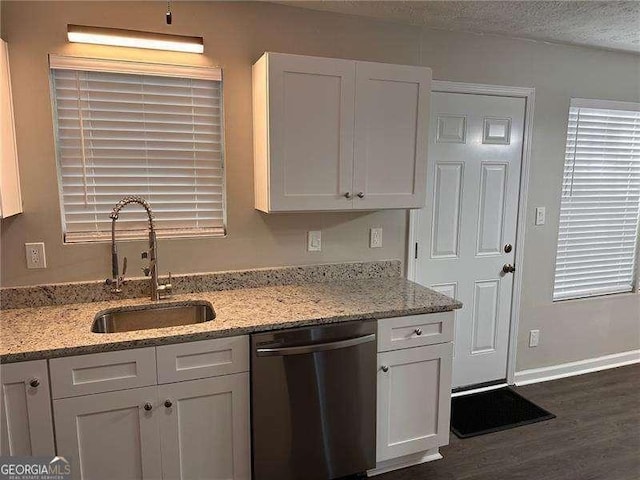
[451,387,555,438]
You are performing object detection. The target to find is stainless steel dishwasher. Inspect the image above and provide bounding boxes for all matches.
[251,320,377,480]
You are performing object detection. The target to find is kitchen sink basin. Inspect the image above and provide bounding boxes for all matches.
[92,301,215,333]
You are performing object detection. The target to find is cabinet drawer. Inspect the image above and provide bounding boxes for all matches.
[156,336,249,384]
[378,312,453,352]
[49,348,157,399]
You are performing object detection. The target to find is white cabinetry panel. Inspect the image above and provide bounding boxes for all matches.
[0,39,23,218]
[156,336,249,384]
[158,374,250,480]
[353,61,430,209]
[253,52,356,212]
[253,52,431,212]
[54,386,162,480]
[376,343,452,462]
[50,347,157,398]
[0,360,54,456]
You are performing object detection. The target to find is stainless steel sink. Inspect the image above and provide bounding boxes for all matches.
[92,301,215,333]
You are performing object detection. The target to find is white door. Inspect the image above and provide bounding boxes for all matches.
[158,373,250,480]
[376,343,453,462]
[414,92,525,388]
[267,53,356,211]
[353,62,430,209]
[0,360,55,456]
[54,387,162,480]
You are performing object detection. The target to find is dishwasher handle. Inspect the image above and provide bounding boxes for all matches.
[256,333,376,357]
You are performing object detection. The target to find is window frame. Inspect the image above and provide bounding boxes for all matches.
[48,55,228,243]
[552,97,640,302]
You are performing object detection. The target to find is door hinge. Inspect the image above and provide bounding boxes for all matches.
[414,242,418,259]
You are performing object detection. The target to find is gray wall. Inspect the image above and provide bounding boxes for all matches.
[415,29,640,369]
[1,1,639,370]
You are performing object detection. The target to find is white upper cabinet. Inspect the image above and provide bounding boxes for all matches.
[253,53,356,212]
[253,52,431,212]
[353,62,430,209]
[0,39,23,218]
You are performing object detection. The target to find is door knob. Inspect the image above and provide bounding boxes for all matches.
[381,365,389,372]
[164,400,173,408]
[504,243,513,253]
[344,192,353,199]
[28,378,40,388]
[502,264,516,274]
[357,192,364,198]
[414,328,423,336]
[143,402,153,411]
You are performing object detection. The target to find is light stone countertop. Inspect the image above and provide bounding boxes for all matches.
[0,278,461,363]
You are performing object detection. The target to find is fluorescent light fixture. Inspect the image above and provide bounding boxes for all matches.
[67,25,204,54]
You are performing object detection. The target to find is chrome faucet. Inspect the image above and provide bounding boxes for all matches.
[106,196,172,301]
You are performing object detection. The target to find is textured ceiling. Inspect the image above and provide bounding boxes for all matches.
[275,1,640,54]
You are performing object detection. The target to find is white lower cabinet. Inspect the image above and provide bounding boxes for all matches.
[51,336,251,480]
[0,360,55,456]
[54,386,162,480]
[54,375,250,480]
[376,343,453,462]
[373,312,454,474]
[158,374,251,480]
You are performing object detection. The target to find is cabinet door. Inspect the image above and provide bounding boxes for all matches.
[353,62,430,209]
[0,360,54,456]
[377,343,452,462]
[158,373,250,480]
[266,53,356,211]
[54,386,162,480]
[0,39,23,218]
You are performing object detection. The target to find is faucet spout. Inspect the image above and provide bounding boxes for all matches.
[107,196,171,301]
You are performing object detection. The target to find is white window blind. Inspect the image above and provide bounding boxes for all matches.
[553,99,640,301]
[49,56,226,242]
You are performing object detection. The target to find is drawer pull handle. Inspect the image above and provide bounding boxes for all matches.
[28,378,40,388]
[143,402,153,411]
[164,400,173,408]
[414,328,423,336]
[381,365,389,373]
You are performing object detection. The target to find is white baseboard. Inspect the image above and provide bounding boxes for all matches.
[367,448,442,476]
[514,349,640,386]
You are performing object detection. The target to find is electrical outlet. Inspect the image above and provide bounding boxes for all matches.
[25,242,47,269]
[307,231,321,252]
[529,329,540,348]
[370,228,383,248]
[535,207,546,226]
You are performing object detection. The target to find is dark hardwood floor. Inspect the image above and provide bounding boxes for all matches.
[377,364,640,480]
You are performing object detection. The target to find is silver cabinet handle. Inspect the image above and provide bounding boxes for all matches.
[414,328,423,336]
[28,378,40,388]
[143,402,153,411]
[357,192,364,198]
[344,192,353,199]
[256,333,375,357]
[381,365,389,372]
[164,399,173,408]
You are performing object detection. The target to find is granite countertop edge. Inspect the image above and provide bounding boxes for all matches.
[1,278,462,364]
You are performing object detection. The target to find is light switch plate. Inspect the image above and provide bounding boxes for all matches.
[529,329,540,347]
[25,242,47,269]
[370,228,382,248]
[307,231,321,252]
[535,207,546,226]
